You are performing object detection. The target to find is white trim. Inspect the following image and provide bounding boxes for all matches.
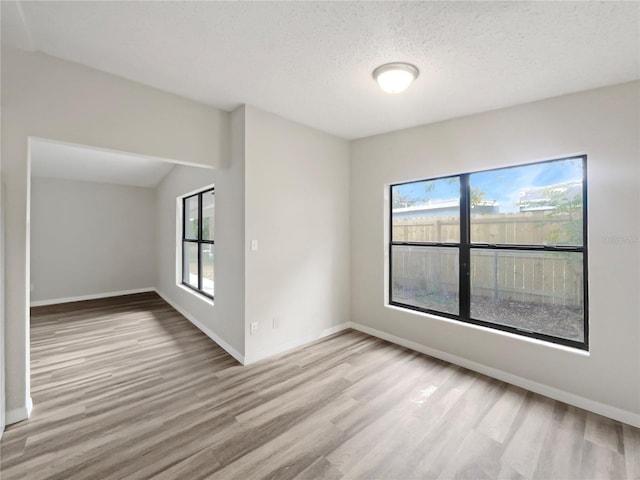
[244,323,351,365]
[154,289,245,365]
[6,396,33,425]
[28,136,214,170]
[29,288,156,307]
[349,322,640,428]
[178,284,214,306]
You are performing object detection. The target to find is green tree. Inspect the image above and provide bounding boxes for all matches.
[392,192,419,208]
[470,186,487,207]
[394,178,488,209]
[544,186,583,245]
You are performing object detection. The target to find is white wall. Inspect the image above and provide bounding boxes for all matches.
[1,45,229,422]
[243,106,350,362]
[155,108,246,360]
[350,81,640,425]
[30,177,156,304]
[156,105,351,364]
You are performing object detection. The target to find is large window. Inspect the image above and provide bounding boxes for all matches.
[182,187,215,299]
[390,156,588,349]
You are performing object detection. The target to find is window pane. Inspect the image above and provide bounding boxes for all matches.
[184,196,199,240]
[202,190,214,241]
[391,177,460,243]
[391,245,459,315]
[201,244,214,296]
[183,242,198,288]
[470,158,584,246]
[470,250,584,342]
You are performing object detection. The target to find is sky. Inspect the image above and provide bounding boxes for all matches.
[393,157,584,213]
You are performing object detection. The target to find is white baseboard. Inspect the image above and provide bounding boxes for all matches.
[30,288,155,307]
[349,322,640,428]
[6,396,33,425]
[154,289,245,365]
[244,323,351,365]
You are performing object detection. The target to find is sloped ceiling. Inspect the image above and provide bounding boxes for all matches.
[30,139,177,188]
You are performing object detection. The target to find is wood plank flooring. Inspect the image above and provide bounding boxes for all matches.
[1,292,638,479]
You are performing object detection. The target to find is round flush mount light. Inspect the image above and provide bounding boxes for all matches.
[372,62,419,94]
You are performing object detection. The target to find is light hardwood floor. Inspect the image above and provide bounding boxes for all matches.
[1,292,638,479]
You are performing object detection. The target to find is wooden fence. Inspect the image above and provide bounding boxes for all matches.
[392,211,582,245]
[391,212,584,307]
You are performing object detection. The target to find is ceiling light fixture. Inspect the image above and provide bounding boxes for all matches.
[372,62,419,94]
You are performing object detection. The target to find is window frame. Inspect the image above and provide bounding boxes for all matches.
[389,155,588,350]
[182,187,215,300]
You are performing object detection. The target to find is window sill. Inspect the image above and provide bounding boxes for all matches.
[385,303,590,356]
[179,284,214,306]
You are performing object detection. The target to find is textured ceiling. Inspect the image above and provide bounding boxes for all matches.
[3,1,639,139]
[30,139,178,188]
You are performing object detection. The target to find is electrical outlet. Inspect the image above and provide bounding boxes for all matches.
[250,322,258,335]
[272,316,279,329]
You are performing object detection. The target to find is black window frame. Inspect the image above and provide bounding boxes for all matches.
[182,187,215,300]
[389,155,588,350]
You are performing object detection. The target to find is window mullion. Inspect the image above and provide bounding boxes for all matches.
[388,186,394,306]
[198,193,203,291]
[459,174,471,319]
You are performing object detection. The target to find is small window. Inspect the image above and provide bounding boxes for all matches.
[182,188,214,299]
[390,155,588,350]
